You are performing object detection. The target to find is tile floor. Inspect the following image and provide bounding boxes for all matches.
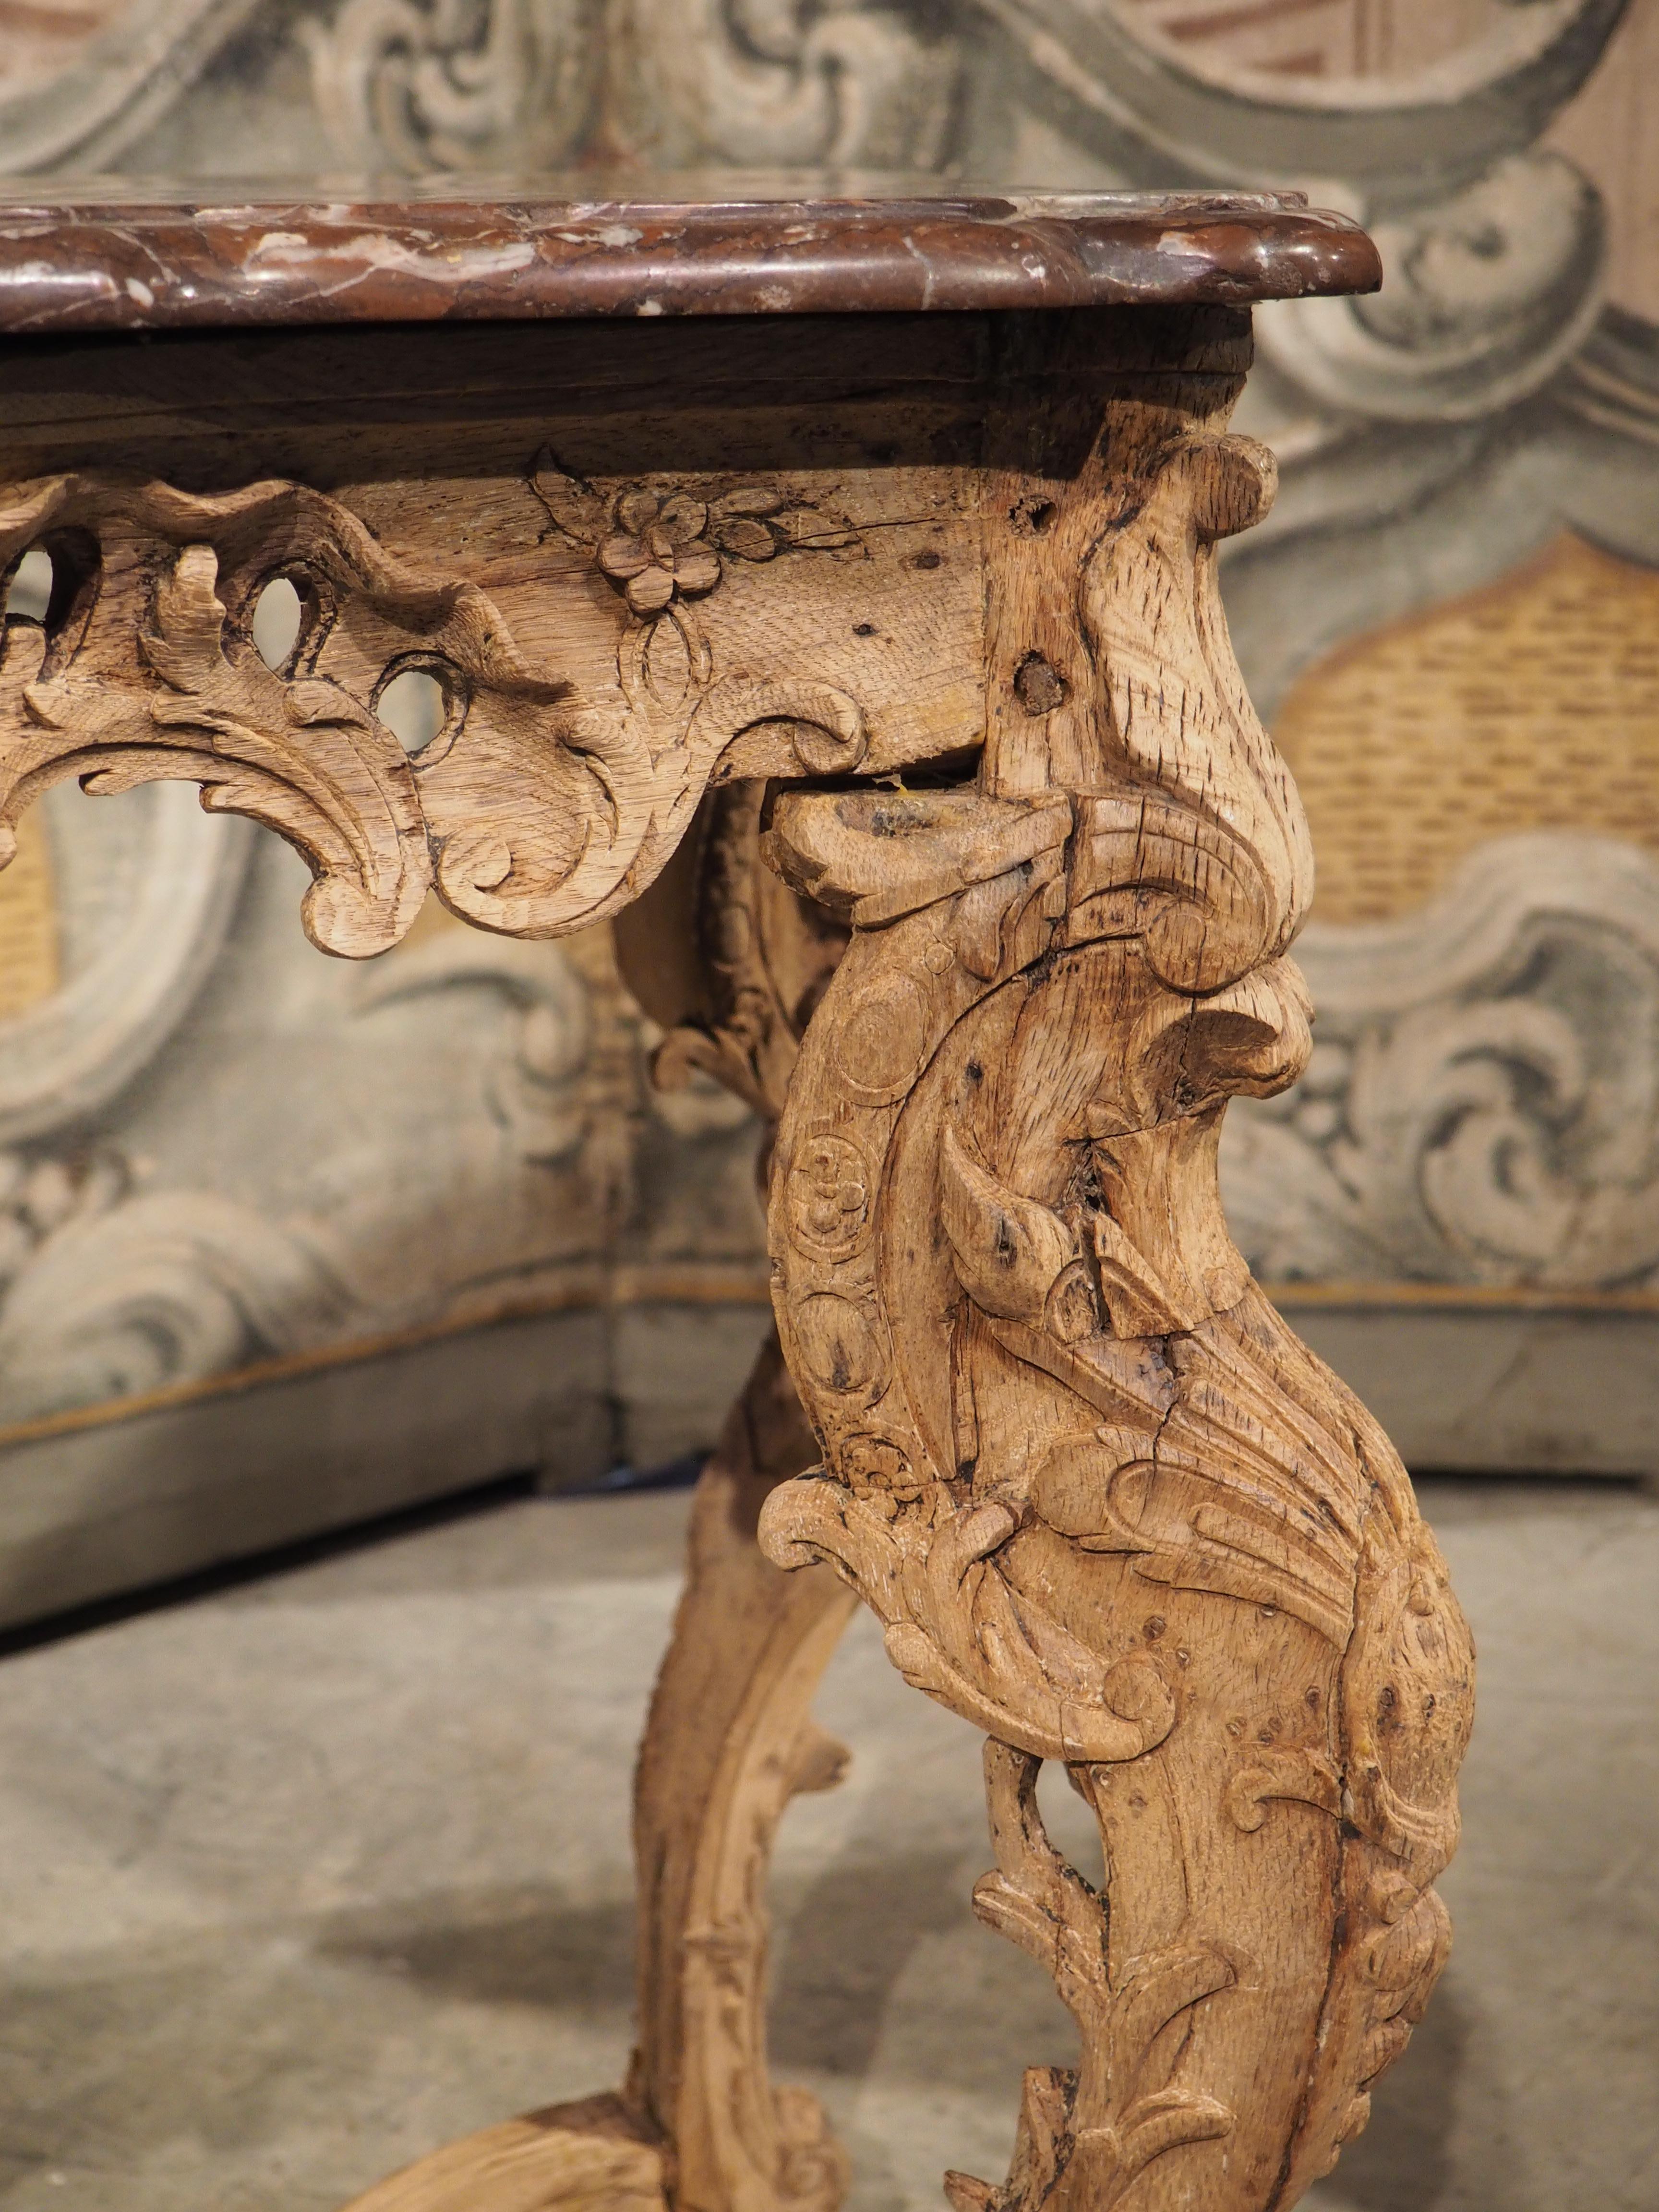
[0,1476,1654,2212]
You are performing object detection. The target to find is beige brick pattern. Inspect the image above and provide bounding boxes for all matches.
[0,808,59,1020]
[1273,534,1659,923]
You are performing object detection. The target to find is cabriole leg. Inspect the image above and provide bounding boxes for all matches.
[620,780,862,2212]
[346,790,857,2212]
[344,1338,854,2212]
[757,350,1474,2212]
[630,1332,857,2212]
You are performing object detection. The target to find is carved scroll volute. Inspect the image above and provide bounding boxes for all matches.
[0,474,586,959]
[758,341,1472,2212]
[0,478,436,957]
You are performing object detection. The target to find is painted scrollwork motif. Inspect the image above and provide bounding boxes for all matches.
[1226,832,1659,1288]
[304,0,960,171]
[0,1178,354,1422]
[608,0,961,169]
[307,0,602,170]
[758,423,1473,2209]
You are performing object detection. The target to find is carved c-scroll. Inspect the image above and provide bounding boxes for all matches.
[0,468,888,956]
[0,473,566,955]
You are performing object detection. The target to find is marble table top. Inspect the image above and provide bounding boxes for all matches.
[0,180,1379,334]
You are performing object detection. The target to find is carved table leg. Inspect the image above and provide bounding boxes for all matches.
[345,792,857,2212]
[343,1337,854,2212]
[757,371,1475,2210]
[620,785,860,2212]
[629,1333,857,2212]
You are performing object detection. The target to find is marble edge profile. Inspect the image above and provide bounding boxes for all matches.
[0,193,1381,334]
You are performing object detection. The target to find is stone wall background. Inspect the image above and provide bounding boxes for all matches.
[0,0,1656,1620]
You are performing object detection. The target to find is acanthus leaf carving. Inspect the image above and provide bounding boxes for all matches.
[1081,432,1312,995]
[766,1472,1178,1764]
[0,470,573,957]
[948,1741,1238,2212]
[1,535,429,958]
[0,462,892,956]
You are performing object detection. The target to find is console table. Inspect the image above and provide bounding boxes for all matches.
[0,186,1473,2212]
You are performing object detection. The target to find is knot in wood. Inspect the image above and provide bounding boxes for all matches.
[1014,652,1068,717]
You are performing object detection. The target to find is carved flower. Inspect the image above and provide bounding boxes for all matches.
[709,486,856,562]
[532,457,861,619]
[788,1131,872,1259]
[599,490,721,616]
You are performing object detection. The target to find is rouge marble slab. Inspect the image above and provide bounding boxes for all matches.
[0,181,1380,333]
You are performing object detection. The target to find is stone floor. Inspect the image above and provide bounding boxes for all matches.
[0,1475,1654,2212]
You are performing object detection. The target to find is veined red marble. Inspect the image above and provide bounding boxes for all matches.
[0,183,1380,333]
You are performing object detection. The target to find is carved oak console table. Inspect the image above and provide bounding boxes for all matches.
[0,187,1472,2212]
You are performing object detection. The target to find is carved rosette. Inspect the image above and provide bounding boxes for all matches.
[757,412,1473,2209]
